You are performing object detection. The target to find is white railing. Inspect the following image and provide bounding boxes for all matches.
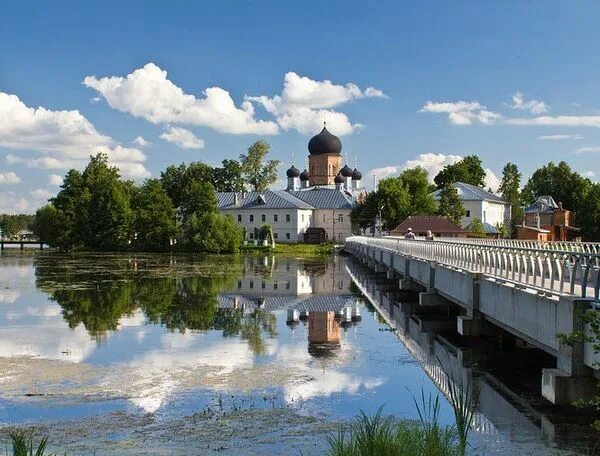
[347,236,600,303]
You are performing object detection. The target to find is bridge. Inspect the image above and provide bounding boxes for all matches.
[0,240,47,251]
[344,235,600,405]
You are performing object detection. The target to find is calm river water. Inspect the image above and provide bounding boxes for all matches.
[0,252,594,454]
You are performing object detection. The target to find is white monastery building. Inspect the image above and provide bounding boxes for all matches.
[217,124,365,243]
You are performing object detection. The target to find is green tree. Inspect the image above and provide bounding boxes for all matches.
[498,162,523,235]
[51,169,86,248]
[132,179,177,250]
[437,184,465,225]
[184,212,243,253]
[434,155,486,189]
[468,218,486,237]
[31,205,62,247]
[398,166,437,216]
[81,154,133,250]
[0,214,34,238]
[213,159,245,192]
[578,183,600,241]
[240,140,280,191]
[160,162,213,208]
[180,181,219,222]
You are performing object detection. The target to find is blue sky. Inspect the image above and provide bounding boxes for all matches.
[2,1,600,213]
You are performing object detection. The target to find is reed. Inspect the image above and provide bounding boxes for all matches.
[7,431,51,456]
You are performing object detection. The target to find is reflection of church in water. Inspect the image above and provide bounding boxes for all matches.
[218,256,363,357]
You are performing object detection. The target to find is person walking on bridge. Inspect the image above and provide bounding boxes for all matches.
[405,228,416,240]
[425,230,435,241]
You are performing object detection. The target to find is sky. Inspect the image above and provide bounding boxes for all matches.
[2,1,600,213]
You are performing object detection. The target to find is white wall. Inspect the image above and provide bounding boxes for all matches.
[313,209,353,242]
[223,208,305,243]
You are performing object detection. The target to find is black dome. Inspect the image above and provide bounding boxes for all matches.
[352,168,362,180]
[300,169,309,181]
[286,165,300,178]
[308,125,342,156]
[334,172,344,184]
[340,164,353,177]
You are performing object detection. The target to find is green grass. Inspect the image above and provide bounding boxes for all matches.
[6,431,52,456]
[239,242,336,255]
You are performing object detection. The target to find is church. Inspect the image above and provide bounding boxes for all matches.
[217,124,366,243]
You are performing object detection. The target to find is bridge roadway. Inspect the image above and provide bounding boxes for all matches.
[344,236,600,405]
[0,240,46,250]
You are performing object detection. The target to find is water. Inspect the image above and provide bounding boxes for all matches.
[0,252,592,454]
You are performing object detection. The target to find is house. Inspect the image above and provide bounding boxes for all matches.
[465,221,502,238]
[430,182,511,234]
[217,124,363,243]
[389,215,467,238]
[517,196,579,241]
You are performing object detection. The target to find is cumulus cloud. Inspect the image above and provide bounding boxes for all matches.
[537,134,583,140]
[48,174,63,186]
[83,63,278,135]
[30,188,53,200]
[0,190,52,214]
[160,126,205,149]
[132,136,151,147]
[484,168,501,192]
[510,91,548,114]
[0,92,149,179]
[584,171,596,178]
[420,101,500,125]
[246,71,386,135]
[0,172,21,185]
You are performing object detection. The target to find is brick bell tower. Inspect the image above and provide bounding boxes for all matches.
[307,122,342,185]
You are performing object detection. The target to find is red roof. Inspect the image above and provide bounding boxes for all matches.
[390,216,466,234]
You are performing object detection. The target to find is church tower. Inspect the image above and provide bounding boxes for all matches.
[307,123,342,186]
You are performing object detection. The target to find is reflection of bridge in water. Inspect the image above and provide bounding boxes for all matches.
[346,259,595,448]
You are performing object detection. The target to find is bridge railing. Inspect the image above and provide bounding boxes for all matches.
[386,235,600,254]
[347,236,600,302]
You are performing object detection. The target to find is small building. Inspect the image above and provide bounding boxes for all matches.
[430,182,511,234]
[16,229,36,241]
[518,196,579,241]
[465,221,502,239]
[390,215,467,238]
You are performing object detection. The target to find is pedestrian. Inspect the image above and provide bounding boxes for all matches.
[425,230,434,241]
[405,227,416,240]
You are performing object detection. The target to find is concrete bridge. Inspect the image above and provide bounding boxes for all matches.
[344,236,600,405]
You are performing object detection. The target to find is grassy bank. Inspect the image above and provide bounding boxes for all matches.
[240,242,336,255]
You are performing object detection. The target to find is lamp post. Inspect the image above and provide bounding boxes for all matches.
[378,205,385,237]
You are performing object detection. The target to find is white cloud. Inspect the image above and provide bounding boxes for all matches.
[584,171,596,178]
[507,115,600,127]
[0,172,21,185]
[0,92,150,179]
[83,62,278,135]
[160,126,205,149]
[510,91,548,114]
[573,146,600,155]
[420,101,500,125]
[48,174,63,186]
[132,136,151,147]
[537,134,583,140]
[246,71,386,135]
[484,168,501,192]
[30,188,53,200]
[0,192,31,213]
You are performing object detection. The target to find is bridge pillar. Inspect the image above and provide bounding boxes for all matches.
[542,298,599,405]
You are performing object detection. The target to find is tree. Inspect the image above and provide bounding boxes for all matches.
[375,177,411,230]
[51,169,86,248]
[184,212,243,253]
[498,163,523,235]
[434,155,486,189]
[32,205,62,247]
[132,179,178,250]
[468,218,486,237]
[160,162,213,208]
[240,140,280,191]
[213,159,245,192]
[180,181,219,222]
[437,184,465,225]
[398,167,437,216]
[0,214,34,238]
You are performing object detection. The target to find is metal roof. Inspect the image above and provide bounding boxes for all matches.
[467,221,500,234]
[391,216,466,234]
[287,188,355,209]
[217,190,313,210]
[524,195,559,213]
[431,182,508,204]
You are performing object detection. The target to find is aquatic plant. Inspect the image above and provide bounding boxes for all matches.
[446,373,476,454]
[7,431,51,456]
[326,402,463,456]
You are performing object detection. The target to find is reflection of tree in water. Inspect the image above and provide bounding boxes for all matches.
[36,258,277,353]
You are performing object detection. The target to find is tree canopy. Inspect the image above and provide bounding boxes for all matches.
[437,184,465,225]
[434,155,486,189]
[240,140,280,191]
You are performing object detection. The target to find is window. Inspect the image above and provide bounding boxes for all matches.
[249,280,254,289]
[273,282,278,290]
[261,281,266,289]
[286,233,290,240]
[250,214,254,222]
[338,213,344,223]
[286,214,291,222]
[237,280,242,289]
[465,210,470,217]
[237,214,242,222]
[249,232,254,240]
[261,214,266,222]
[274,214,278,222]
[286,281,291,290]
[323,214,326,222]
[274,232,279,239]
[301,214,305,222]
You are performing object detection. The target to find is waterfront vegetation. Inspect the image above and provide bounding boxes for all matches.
[29,140,280,253]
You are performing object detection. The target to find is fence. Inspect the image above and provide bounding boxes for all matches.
[347,236,600,303]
